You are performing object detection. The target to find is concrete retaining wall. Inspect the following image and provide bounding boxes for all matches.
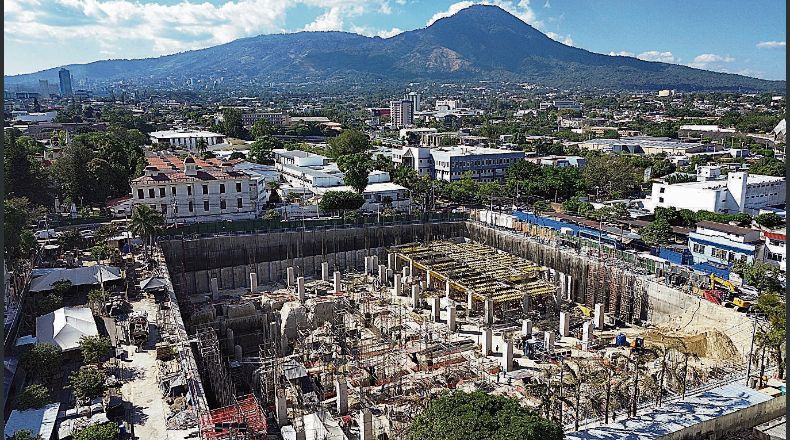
[659,396,785,440]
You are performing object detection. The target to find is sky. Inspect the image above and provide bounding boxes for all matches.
[4,0,786,80]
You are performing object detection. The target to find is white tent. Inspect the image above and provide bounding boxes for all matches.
[139,276,168,291]
[35,307,98,352]
[30,265,122,292]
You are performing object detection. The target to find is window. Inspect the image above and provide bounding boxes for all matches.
[202,185,208,195]
[187,186,192,196]
[220,184,225,193]
[148,189,155,198]
[137,189,144,199]
[161,204,167,214]
[711,248,728,260]
[220,200,227,210]
[658,197,664,203]
[728,252,736,262]
[171,187,177,196]
[692,243,705,253]
[767,251,783,262]
[659,187,665,194]
[203,201,209,211]
[188,201,194,212]
[237,198,243,208]
[159,187,165,197]
[236,182,242,192]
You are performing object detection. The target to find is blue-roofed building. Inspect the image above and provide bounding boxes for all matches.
[688,221,762,267]
[567,383,780,440]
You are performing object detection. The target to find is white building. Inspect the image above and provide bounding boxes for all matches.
[242,112,291,127]
[393,146,525,182]
[131,156,258,224]
[435,99,460,111]
[149,129,226,151]
[390,100,414,128]
[12,111,57,123]
[649,171,785,214]
[404,92,421,112]
[579,137,720,155]
[688,221,762,267]
[760,229,786,272]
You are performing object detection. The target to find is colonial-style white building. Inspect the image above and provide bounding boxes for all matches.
[131,156,257,224]
[149,129,226,151]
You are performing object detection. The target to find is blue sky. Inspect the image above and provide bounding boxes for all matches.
[4,0,786,80]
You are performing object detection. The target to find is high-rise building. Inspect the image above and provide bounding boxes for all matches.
[58,68,73,97]
[389,100,414,128]
[404,91,421,113]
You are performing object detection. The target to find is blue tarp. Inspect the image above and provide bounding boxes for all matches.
[691,262,730,279]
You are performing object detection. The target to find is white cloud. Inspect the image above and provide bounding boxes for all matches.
[636,50,676,63]
[546,31,572,46]
[426,0,543,29]
[757,41,786,49]
[687,53,735,69]
[350,25,403,38]
[4,0,394,62]
[607,50,634,57]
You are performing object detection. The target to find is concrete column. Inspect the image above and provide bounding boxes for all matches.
[321,261,329,281]
[484,298,495,325]
[412,285,420,309]
[275,389,288,426]
[482,327,493,355]
[372,255,378,270]
[364,256,372,274]
[559,312,570,337]
[210,277,219,300]
[409,258,414,274]
[445,280,451,298]
[287,266,295,287]
[582,321,593,345]
[448,305,457,332]
[567,276,574,301]
[250,272,258,292]
[426,270,431,287]
[522,319,532,339]
[386,268,393,282]
[502,340,514,372]
[431,297,441,322]
[402,266,409,279]
[544,331,554,354]
[226,328,234,349]
[333,271,342,293]
[335,378,348,415]
[297,276,305,302]
[522,293,531,314]
[467,291,475,312]
[359,410,374,440]
[594,303,605,329]
[388,253,396,270]
[393,274,402,297]
[234,344,243,361]
[378,265,387,283]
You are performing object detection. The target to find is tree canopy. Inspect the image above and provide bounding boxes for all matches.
[326,129,370,159]
[318,191,365,213]
[337,153,373,193]
[639,219,672,246]
[408,391,563,440]
[248,135,282,164]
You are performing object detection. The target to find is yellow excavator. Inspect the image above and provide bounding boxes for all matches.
[709,274,753,312]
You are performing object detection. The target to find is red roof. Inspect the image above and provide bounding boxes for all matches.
[763,231,786,241]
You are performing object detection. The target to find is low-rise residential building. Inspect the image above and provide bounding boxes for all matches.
[131,155,257,224]
[649,172,785,214]
[273,149,329,167]
[149,129,226,150]
[526,155,587,168]
[393,146,525,182]
[760,229,786,271]
[688,221,762,267]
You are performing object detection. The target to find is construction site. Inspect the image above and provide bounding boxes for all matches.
[149,220,760,439]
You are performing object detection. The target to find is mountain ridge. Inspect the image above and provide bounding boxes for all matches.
[5,4,785,92]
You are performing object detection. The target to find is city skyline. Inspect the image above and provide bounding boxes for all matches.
[4,0,786,80]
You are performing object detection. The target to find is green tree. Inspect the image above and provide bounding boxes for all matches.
[639,219,672,246]
[326,129,370,159]
[4,197,42,263]
[337,153,373,193]
[248,136,282,164]
[16,384,51,410]
[409,391,563,440]
[736,261,782,292]
[74,422,119,440]
[755,213,784,229]
[266,181,282,205]
[69,366,107,402]
[583,155,642,199]
[748,157,785,176]
[195,138,208,156]
[318,191,365,214]
[94,223,119,243]
[250,118,274,138]
[36,293,63,316]
[87,289,108,314]
[79,336,112,365]
[446,172,479,203]
[21,344,61,385]
[262,209,282,221]
[129,205,164,253]
[4,129,49,204]
[220,108,249,139]
[58,229,83,252]
[7,430,43,440]
[562,197,593,216]
[754,292,786,379]
[228,151,246,160]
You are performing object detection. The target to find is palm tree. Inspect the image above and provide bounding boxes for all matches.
[195,138,208,156]
[130,205,164,257]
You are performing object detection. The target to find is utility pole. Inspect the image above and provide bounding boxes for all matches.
[745,315,758,386]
